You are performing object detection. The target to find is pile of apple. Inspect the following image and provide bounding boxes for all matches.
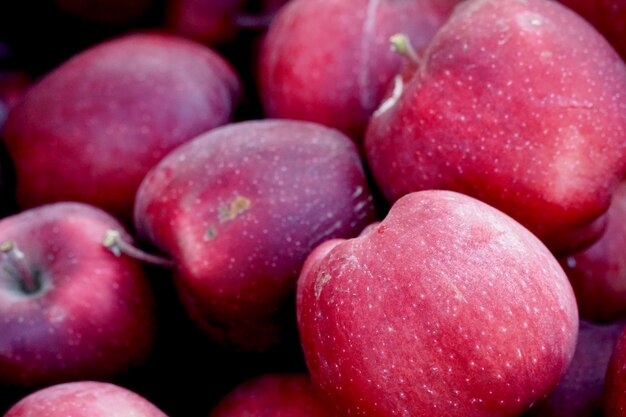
[3,0,626,416]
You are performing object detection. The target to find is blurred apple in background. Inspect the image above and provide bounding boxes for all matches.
[3,33,241,221]
[0,202,156,388]
[209,374,331,417]
[259,0,461,140]
[526,320,624,417]
[603,324,626,416]
[365,0,626,255]
[134,119,375,351]
[55,0,154,25]
[167,0,246,44]
[556,0,626,59]
[559,182,626,322]
[298,190,578,417]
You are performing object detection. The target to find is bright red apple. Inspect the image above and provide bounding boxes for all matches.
[259,0,460,140]
[365,0,626,254]
[3,381,167,417]
[3,33,242,220]
[297,190,578,417]
[525,319,624,417]
[133,119,376,351]
[209,374,331,417]
[559,182,626,322]
[0,202,155,388]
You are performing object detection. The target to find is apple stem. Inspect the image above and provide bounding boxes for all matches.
[390,33,421,65]
[234,12,275,30]
[0,240,39,293]
[102,230,176,268]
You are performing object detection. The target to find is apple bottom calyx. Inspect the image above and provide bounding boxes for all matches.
[1,240,41,294]
[102,230,175,268]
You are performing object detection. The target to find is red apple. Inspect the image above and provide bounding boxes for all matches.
[0,202,155,388]
[209,374,331,417]
[259,0,460,140]
[3,33,242,221]
[3,381,167,417]
[297,190,578,417]
[526,319,624,417]
[559,182,626,322]
[365,0,626,254]
[556,0,626,59]
[134,119,376,351]
[603,324,626,416]
[167,0,246,44]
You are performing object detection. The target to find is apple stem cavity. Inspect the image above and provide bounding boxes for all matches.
[102,230,176,268]
[390,33,421,65]
[0,240,40,294]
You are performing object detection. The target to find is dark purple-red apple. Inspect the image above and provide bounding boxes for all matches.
[3,381,167,417]
[55,0,153,24]
[259,0,460,140]
[556,0,626,59]
[603,324,626,416]
[297,190,578,417]
[526,320,624,417]
[3,33,241,220]
[134,120,375,350]
[167,0,246,44]
[559,182,626,322]
[0,202,155,388]
[0,71,29,132]
[209,374,331,417]
[365,0,626,254]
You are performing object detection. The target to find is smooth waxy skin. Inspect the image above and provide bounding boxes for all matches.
[559,182,626,322]
[209,374,331,417]
[297,190,578,417]
[3,381,167,417]
[135,120,375,351]
[259,0,460,140]
[526,320,624,417]
[0,203,155,388]
[365,0,626,254]
[3,33,241,220]
[557,0,626,59]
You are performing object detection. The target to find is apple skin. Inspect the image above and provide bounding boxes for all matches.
[525,320,624,417]
[259,0,460,140]
[556,0,626,59]
[167,0,246,44]
[134,119,376,351]
[558,182,626,322]
[3,381,167,417]
[209,374,331,417]
[365,0,626,255]
[297,190,578,417]
[3,33,242,221]
[0,202,155,388]
[602,324,626,417]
